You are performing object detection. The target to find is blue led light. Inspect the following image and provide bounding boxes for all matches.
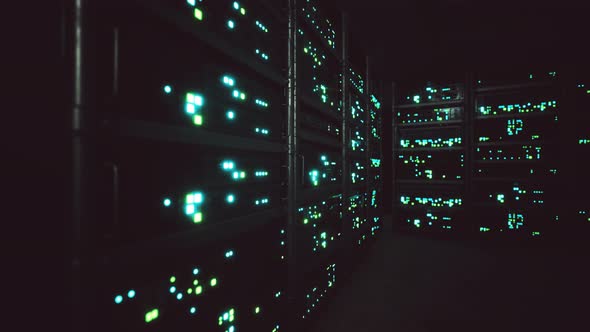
[114,295,123,304]
[127,290,136,299]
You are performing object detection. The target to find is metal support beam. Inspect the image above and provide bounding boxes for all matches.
[286,0,298,328]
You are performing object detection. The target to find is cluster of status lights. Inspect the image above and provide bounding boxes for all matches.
[400,137,462,149]
[351,161,365,184]
[489,185,544,205]
[183,191,204,223]
[114,262,230,324]
[507,213,524,230]
[477,145,542,161]
[406,85,461,104]
[255,20,269,33]
[399,153,463,180]
[185,92,205,126]
[301,0,336,48]
[401,195,463,208]
[302,264,337,319]
[406,212,453,229]
[221,74,250,103]
[308,155,338,187]
[349,68,365,94]
[255,48,270,61]
[255,98,269,108]
[218,308,236,331]
[221,160,247,181]
[478,100,557,116]
[302,37,338,111]
[507,119,524,136]
[255,127,270,135]
[397,107,462,124]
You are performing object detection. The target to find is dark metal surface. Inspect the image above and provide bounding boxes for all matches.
[106,118,285,153]
[286,0,298,328]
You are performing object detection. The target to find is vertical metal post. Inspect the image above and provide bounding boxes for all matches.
[391,82,397,231]
[71,0,87,331]
[365,56,371,226]
[341,12,350,245]
[286,0,298,328]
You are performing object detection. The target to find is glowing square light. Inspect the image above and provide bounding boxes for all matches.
[193,115,203,126]
[194,212,203,223]
[233,171,239,179]
[226,194,235,203]
[186,93,195,103]
[185,204,195,215]
[145,309,159,323]
[227,111,235,119]
[194,192,203,203]
[194,95,204,106]
[194,8,203,21]
[240,92,246,100]
[240,171,246,179]
[233,90,239,98]
[186,103,196,114]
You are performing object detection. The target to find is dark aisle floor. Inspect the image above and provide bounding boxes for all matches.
[311,219,590,332]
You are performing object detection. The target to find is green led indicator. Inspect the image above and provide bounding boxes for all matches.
[210,278,218,287]
[233,1,239,10]
[255,306,261,314]
[127,290,136,298]
[114,295,123,304]
[240,7,246,15]
[163,198,171,207]
[193,114,203,126]
[194,8,203,21]
[145,309,159,323]
[187,0,196,6]
[227,110,235,120]
[194,212,203,223]
[227,20,235,29]
[163,85,172,94]
[195,285,203,295]
[190,307,197,314]
[170,276,176,283]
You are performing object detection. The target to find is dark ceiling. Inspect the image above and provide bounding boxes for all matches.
[323,0,590,83]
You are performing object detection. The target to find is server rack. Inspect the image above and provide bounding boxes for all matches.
[393,69,589,240]
[66,0,383,331]
[472,71,561,237]
[393,80,467,233]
